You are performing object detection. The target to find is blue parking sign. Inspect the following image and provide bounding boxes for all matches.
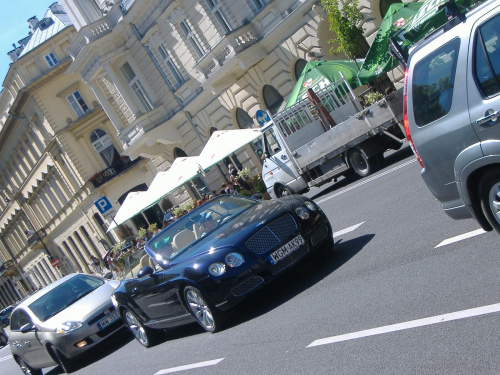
[95,196,113,214]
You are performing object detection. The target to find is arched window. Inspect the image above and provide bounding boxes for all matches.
[380,0,402,19]
[90,129,120,167]
[173,147,188,159]
[236,108,255,129]
[294,59,308,80]
[262,85,284,115]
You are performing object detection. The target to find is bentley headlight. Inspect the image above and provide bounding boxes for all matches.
[225,253,244,267]
[208,262,226,276]
[295,206,310,220]
[304,201,317,211]
[56,321,82,334]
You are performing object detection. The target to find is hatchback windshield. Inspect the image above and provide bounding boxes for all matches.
[147,195,256,262]
[28,275,104,322]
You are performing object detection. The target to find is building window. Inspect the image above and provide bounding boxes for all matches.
[180,19,206,59]
[120,62,154,112]
[66,91,89,117]
[45,52,58,68]
[294,59,308,80]
[90,129,120,167]
[250,0,265,12]
[157,44,184,89]
[205,0,232,35]
[262,85,284,115]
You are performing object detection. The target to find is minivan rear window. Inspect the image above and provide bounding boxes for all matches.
[412,38,460,126]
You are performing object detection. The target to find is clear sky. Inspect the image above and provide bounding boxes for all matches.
[0,0,61,86]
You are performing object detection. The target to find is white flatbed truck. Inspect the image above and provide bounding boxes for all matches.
[260,76,406,198]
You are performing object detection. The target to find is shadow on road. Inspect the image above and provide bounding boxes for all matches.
[45,327,133,374]
[227,234,376,328]
[309,146,414,201]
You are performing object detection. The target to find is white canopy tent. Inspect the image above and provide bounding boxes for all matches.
[198,129,262,170]
[107,129,263,232]
[107,191,152,231]
[107,156,202,231]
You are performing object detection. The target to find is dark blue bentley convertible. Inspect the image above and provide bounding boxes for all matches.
[112,194,332,347]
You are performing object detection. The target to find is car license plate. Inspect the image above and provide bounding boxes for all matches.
[268,235,305,264]
[97,311,119,330]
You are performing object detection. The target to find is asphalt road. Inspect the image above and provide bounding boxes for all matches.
[2,146,500,375]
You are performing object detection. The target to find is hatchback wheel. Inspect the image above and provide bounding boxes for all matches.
[16,357,42,375]
[48,345,75,374]
[123,309,158,348]
[479,170,500,233]
[184,286,222,333]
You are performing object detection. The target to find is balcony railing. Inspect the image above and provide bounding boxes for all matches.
[89,156,141,188]
[194,22,259,80]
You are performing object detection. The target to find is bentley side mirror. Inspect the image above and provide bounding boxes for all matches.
[137,266,154,278]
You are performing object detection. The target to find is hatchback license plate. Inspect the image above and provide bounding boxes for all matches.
[268,235,305,264]
[98,311,119,330]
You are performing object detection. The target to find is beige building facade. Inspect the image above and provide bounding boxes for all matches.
[0,0,408,307]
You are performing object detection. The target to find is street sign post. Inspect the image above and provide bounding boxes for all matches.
[94,196,116,219]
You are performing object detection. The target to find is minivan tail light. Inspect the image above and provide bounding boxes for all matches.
[403,67,424,168]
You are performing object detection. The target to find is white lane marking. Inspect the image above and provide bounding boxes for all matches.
[0,355,12,363]
[316,159,417,204]
[435,228,486,248]
[155,358,224,374]
[307,302,500,348]
[333,222,365,238]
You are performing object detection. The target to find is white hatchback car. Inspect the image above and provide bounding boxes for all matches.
[9,274,122,374]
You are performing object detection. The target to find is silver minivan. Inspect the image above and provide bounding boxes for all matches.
[405,0,500,232]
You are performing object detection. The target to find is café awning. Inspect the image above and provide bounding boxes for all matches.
[107,156,202,231]
[107,191,152,231]
[198,129,262,170]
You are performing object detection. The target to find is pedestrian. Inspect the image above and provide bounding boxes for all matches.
[89,254,102,273]
[228,164,238,178]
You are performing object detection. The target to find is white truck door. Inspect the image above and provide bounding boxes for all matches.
[261,127,300,196]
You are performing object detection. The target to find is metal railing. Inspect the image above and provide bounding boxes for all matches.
[274,75,357,137]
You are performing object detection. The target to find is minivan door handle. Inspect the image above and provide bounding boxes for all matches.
[476,109,500,125]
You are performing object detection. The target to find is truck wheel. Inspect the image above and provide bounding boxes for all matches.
[348,148,376,177]
[479,170,500,233]
[275,184,293,198]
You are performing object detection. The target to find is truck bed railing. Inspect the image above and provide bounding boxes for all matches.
[275,75,358,138]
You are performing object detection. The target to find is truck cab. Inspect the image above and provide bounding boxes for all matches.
[260,122,308,199]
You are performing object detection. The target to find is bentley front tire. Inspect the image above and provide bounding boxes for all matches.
[123,308,159,348]
[184,286,222,333]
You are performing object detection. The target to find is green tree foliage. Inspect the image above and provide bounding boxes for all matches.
[321,0,364,64]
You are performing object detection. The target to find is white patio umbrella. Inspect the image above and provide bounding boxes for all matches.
[107,156,203,231]
[198,129,262,170]
[107,191,152,231]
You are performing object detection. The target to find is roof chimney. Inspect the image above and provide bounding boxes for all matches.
[28,16,39,32]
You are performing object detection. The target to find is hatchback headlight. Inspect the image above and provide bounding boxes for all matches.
[111,295,118,308]
[295,206,310,220]
[304,201,317,211]
[208,263,226,276]
[56,321,82,334]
